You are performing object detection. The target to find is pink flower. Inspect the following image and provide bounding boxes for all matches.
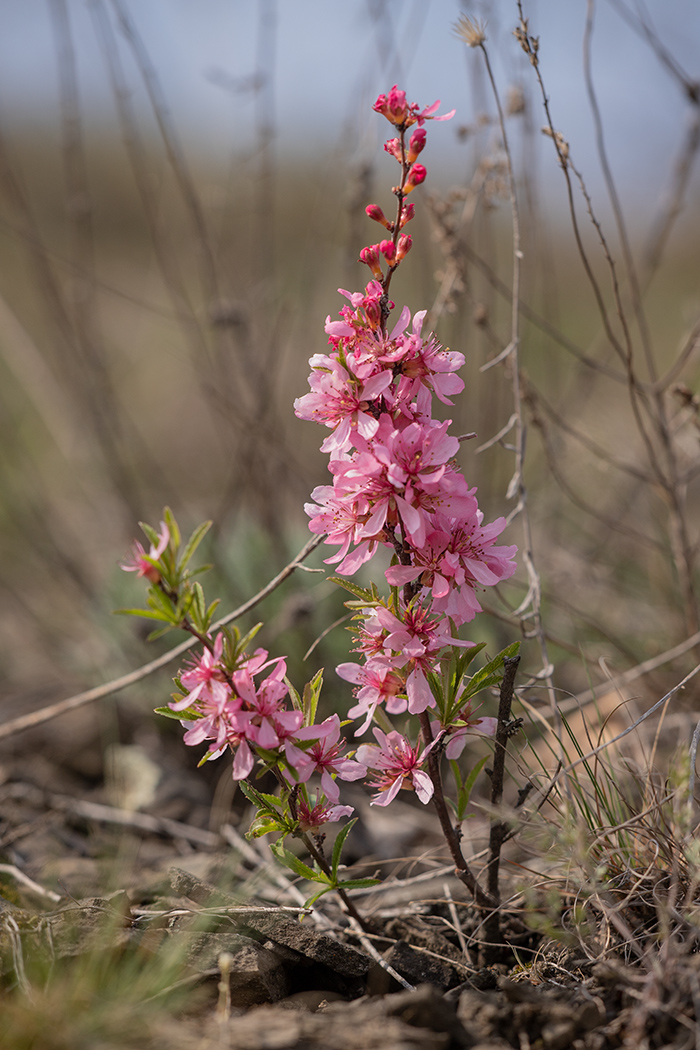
[337,660,406,735]
[304,485,380,576]
[284,714,367,801]
[171,633,225,708]
[180,679,240,752]
[430,707,498,760]
[373,86,455,128]
[294,359,390,455]
[120,521,169,583]
[371,602,474,714]
[355,729,435,806]
[297,791,354,833]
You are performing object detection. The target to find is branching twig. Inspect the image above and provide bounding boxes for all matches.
[0,534,323,740]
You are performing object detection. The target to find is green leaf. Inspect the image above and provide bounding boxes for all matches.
[460,642,520,702]
[163,507,181,551]
[302,668,324,727]
[146,625,176,642]
[327,577,375,602]
[331,817,357,880]
[239,779,275,811]
[425,669,444,707]
[114,606,172,621]
[179,520,212,571]
[146,587,178,618]
[336,877,382,890]
[269,842,329,884]
[454,755,489,822]
[286,677,302,712]
[247,816,283,840]
[154,704,200,722]
[303,886,334,908]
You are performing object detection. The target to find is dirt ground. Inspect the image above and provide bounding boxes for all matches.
[1,701,699,1050]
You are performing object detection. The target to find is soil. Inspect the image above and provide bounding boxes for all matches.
[1,703,698,1050]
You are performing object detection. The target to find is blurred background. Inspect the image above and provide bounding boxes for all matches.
[0,0,699,787]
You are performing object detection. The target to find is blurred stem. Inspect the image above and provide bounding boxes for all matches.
[418,711,497,911]
[482,655,520,962]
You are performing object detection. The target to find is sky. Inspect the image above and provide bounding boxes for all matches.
[0,0,698,209]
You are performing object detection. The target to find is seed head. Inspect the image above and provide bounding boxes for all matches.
[453,15,486,48]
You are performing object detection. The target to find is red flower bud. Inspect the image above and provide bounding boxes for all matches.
[396,234,412,262]
[364,299,382,329]
[399,203,415,228]
[379,239,397,263]
[383,137,402,162]
[359,245,384,279]
[407,128,427,163]
[403,163,427,195]
[365,204,392,230]
[373,85,409,126]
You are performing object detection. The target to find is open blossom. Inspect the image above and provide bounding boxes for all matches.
[171,632,225,708]
[284,714,367,801]
[337,660,407,736]
[385,511,517,627]
[296,791,354,833]
[120,521,169,583]
[372,86,455,128]
[373,601,474,713]
[293,359,390,455]
[431,703,498,759]
[356,729,435,806]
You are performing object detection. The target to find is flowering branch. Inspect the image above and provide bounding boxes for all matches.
[120,85,520,939]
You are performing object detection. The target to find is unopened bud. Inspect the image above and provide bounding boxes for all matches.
[407,128,426,163]
[364,299,382,329]
[399,203,415,228]
[384,137,402,162]
[402,163,427,195]
[396,234,412,262]
[379,239,397,264]
[366,204,393,230]
[359,245,384,280]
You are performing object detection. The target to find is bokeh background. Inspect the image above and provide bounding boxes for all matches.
[1,0,699,776]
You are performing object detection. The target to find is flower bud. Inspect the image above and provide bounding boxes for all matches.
[364,299,382,330]
[396,234,412,262]
[373,85,409,125]
[379,239,397,264]
[407,128,426,163]
[403,163,427,195]
[365,204,393,230]
[383,138,402,162]
[359,245,384,279]
[399,203,415,228]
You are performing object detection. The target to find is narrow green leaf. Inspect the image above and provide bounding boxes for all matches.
[456,755,489,821]
[154,704,200,722]
[336,877,381,890]
[146,625,176,642]
[114,607,172,622]
[286,677,302,712]
[327,577,375,601]
[238,779,271,810]
[302,668,324,727]
[247,817,282,840]
[163,507,181,551]
[303,886,334,909]
[270,842,329,884]
[179,520,212,571]
[330,817,357,880]
[234,623,264,661]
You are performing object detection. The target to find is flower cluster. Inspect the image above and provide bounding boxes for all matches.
[169,635,367,794]
[125,88,517,877]
[294,87,517,797]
